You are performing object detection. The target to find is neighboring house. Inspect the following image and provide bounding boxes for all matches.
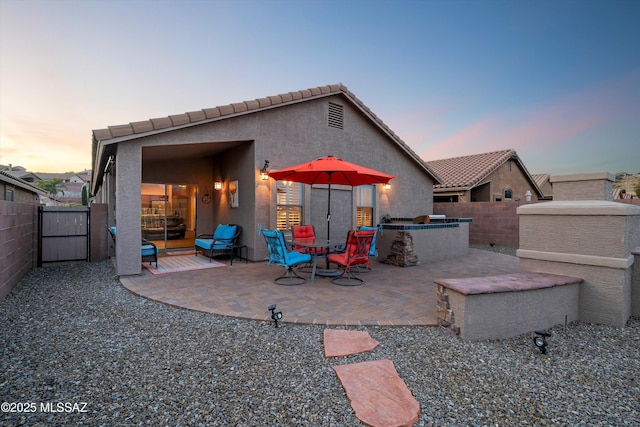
[6,170,92,205]
[0,165,41,183]
[531,173,553,200]
[90,84,442,276]
[0,170,56,204]
[426,149,543,203]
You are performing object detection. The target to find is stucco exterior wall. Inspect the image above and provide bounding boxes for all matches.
[448,284,580,341]
[376,222,469,264]
[479,159,539,202]
[114,143,143,275]
[551,172,614,201]
[0,182,40,203]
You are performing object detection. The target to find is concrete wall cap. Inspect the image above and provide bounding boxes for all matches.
[517,249,634,269]
[550,172,614,183]
[517,200,640,216]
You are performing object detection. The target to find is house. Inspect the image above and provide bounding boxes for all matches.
[531,173,553,200]
[90,84,441,276]
[2,166,91,205]
[426,149,543,203]
[0,170,56,204]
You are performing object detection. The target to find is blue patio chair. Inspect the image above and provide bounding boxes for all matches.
[260,227,312,286]
[195,224,241,263]
[106,225,158,267]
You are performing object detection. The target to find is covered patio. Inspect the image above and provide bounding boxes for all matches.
[119,248,519,326]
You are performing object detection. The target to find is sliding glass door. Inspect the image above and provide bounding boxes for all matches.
[140,183,197,250]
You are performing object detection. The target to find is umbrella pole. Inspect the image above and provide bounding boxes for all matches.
[327,180,331,242]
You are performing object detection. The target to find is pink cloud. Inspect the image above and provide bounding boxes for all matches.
[416,69,639,161]
[420,117,498,160]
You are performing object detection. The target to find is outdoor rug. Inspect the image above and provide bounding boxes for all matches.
[142,255,225,275]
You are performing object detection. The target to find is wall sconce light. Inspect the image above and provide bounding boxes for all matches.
[214,181,223,190]
[533,330,550,354]
[268,304,282,328]
[260,160,270,180]
[384,183,391,190]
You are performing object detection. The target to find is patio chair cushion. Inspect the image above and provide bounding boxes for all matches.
[292,225,326,254]
[285,250,313,266]
[262,228,311,266]
[195,224,238,250]
[106,225,157,266]
[141,243,157,257]
[292,225,315,239]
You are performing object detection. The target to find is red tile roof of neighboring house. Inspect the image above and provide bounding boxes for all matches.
[531,173,551,189]
[426,149,544,197]
[91,83,439,184]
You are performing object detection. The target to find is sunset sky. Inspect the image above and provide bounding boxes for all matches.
[1,0,638,175]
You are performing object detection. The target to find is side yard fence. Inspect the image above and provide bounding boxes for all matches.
[0,201,38,300]
[434,199,640,248]
[0,201,109,301]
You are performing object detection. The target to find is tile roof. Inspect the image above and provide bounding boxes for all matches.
[427,149,518,189]
[94,85,366,142]
[92,83,441,185]
[426,149,544,197]
[531,173,551,189]
[0,170,48,196]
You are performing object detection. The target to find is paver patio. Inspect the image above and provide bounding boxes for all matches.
[119,248,519,326]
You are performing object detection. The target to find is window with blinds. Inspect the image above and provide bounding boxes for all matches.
[276,181,304,231]
[356,185,374,227]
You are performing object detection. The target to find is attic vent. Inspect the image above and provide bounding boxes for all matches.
[327,103,344,129]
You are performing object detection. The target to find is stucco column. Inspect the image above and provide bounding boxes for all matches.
[517,201,640,327]
[115,143,142,276]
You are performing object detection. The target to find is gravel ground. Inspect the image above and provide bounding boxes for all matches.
[1,260,638,426]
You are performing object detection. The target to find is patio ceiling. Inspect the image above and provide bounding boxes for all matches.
[142,141,248,163]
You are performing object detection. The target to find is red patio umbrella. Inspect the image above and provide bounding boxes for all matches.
[268,155,394,241]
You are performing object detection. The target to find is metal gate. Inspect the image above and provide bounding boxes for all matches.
[38,206,89,266]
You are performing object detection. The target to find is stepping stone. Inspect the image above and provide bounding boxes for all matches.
[324,329,380,357]
[333,359,420,427]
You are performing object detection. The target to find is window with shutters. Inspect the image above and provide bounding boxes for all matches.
[356,185,374,227]
[276,181,304,231]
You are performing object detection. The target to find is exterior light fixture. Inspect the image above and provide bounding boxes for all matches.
[214,181,223,190]
[384,183,391,190]
[268,304,282,328]
[533,330,550,354]
[260,160,270,180]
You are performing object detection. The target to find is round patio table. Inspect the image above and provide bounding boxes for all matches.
[289,238,344,283]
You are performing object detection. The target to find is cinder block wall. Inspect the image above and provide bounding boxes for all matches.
[434,201,535,247]
[0,201,38,300]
